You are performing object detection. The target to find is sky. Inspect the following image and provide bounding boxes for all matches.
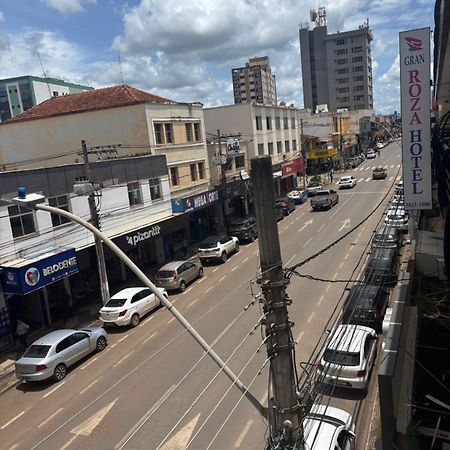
[0,0,435,114]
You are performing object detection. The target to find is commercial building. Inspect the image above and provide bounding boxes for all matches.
[299,10,373,113]
[232,56,277,105]
[0,75,92,122]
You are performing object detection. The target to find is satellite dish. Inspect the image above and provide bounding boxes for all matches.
[310,9,317,22]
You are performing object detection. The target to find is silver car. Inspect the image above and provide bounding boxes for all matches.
[15,328,107,383]
[155,260,203,292]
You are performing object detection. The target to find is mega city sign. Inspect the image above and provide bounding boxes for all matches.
[172,189,219,213]
[399,28,432,210]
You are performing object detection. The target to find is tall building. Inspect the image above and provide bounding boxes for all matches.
[299,9,373,113]
[0,75,92,122]
[231,56,277,105]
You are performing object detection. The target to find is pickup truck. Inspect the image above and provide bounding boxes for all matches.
[310,189,339,210]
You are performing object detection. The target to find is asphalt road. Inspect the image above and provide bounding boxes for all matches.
[1,144,402,450]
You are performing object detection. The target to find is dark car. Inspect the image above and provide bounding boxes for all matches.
[274,204,285,221]
[364,247,399,287]
[275,197,296,216]
[228,216,258,242]
[371,226,403,250]
[342,284,389,333]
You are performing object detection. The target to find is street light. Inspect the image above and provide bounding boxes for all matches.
[10,189,266,416]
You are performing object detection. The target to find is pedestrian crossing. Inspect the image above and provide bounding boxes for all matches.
[352,164,401,171]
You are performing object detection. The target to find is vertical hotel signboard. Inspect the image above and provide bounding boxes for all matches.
[399,28,432,210]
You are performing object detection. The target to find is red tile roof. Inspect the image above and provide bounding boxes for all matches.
[3,85,177,124]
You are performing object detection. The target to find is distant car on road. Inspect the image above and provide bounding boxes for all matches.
[275,196,296,216]
[228,216,258,242]
[287,189,308,205]
[15,328,108,383]
[155,260,203,292]
[310,189,339,211]
[306,181,323,197]
[338,176,357,189]
[372,166,387,180]
[198,235,239,263]
[99,287,167,327]
[366,150,376,159]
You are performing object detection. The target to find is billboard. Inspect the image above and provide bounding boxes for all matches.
[399,28,432,210]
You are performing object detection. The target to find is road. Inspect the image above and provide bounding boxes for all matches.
[1,144,402,450]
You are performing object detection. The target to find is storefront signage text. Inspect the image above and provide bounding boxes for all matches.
[125,225,161,246]
[172,189,220,213]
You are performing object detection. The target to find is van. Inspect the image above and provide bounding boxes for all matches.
[364,247,399,287]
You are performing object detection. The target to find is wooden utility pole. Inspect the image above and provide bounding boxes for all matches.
[251,156,302,447]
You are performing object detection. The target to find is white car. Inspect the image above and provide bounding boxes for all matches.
[390,195,405,209]
[337,176,356,189]
[366,150,376,159]
[198,235,239,263]
[303,404,355,449]
[99,287,167,327]
[317,324,377,390]
[385,208,408,232]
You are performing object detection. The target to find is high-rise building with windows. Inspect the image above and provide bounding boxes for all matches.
[299,10,373,113]
[231,56,277,105]
[0,75,92,122]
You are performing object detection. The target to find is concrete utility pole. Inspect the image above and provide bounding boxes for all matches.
[300,119,307,190]
[339,116,345,169]
[251,156,302,448]
[217,129,228,232]
[81,139,110,305]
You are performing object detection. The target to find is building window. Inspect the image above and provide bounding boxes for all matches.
[190,163,197,181]
[336,49,347,55]
[48,195,70,227]
[336,68,348,74]
[258,143,264,155]
[283,117,289,129]
[128,181,143,206]
[336,38,346,45]
[338,87,349,93]
[353,46,363,53]
[338,77,349,84]
[198,161,205,179]
[170,167,179,186]
[354,85,364,91]
[268,142,274,155]
[154,123,163,144]
[8,205,37,238]
[266,116,272,130]
[291,117,296,129]
[337,58,348,65]
[352,56,363,63]
[235,155,245,168]
[149,177,162,201]
[275,116,281,129]
[285,140,290,152]
[185,123,193,142]
[292,140,297,151]
[52,91,59,97]
[164,124,173,143]
[256,116,263,130]
[353,66,363,73]
[354,95,365,101]
[353,75,364,82]
[277,141,282,154]
[194,122,201,141]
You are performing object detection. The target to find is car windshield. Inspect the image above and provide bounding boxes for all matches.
[105,297,127,307]
[200,240,219,248]
[157,270,174,278]
[323,349,360,366]
[23,345,51,358]
[231,220,248,227]
[374,232,395,241]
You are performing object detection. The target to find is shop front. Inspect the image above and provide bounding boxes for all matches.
[280,157,304,194]
[0,247,79,349]
[306,148,337,174]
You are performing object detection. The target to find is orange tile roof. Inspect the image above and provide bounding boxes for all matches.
[3,84,177,124]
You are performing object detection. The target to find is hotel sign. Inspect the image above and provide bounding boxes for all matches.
[399,28,431,210]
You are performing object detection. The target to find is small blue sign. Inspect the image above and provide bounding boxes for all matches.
[172,189,219,213]
[1,248,79,295]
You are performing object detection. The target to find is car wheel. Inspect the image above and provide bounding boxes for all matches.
[249,232,255,242]
[235,242,240,253]
[179,280,186,292]
[53,363,67,382]
[130,313,140,327]
[221,252,228,263]
[198,267,204,278]
[96,336,107,352]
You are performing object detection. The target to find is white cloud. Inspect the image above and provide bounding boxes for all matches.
[41,0,96,15]
[0,10,4,21]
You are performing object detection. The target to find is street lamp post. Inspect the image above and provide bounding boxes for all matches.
[11,191,266,417]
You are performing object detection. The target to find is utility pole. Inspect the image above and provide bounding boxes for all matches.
[300,119,307,190]
[217,129,228,233]
[339,116,345,169]
[81,140,110,305]
[251,156,302,448]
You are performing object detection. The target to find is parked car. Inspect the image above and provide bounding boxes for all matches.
[275,196,296,216]
[228,216,258,242]
[384,208,408,232]
[15,328,108,382]
[376,142,384,149]
[372,166,387,180]
[395,180,404,195]
[364,247,399,287]
[274,204,285,221]
[303,404,355,449]
[99,287,167,327]
[390,195,405,210]
[198,235,239,263]
[346,157,360,168]
[317,324,377,390]
[366,150,376,159]
[338,176,357,189]
[287,189,308,205]
[310,189,339,211]
[341,284,389,333]
[306,181,323,197]
[371,226,403,250]
[155,260,203,292]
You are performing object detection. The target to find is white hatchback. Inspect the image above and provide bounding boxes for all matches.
[338,176,356,189]
[317,324,377,390]
[99,287,167,327]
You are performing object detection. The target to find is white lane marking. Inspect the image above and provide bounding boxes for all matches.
[358,178,364,182]
[259,391,268,405]
[167,317,176,325]
[1,408,30,429]
[213,267,220,273]
[42,381,66,399]
[80,378,100,395]
[187,298,199,309]
[365,177,371,182]
[118,334,129,343]
[298,219,313,233]
[205,286,213,294]
[391,165,395,168]
[344,253,349,260]
[242,257,249,263]
[38,407,64,428]
[318,224,325,232]
[253,250,258,255]
[339,262,344,269]
[8,444,19,450]
[60,434,78,450]
[142,332,157,344]
[181,289,189,295]
[159,413,200,450]
[302,236,313,248]
[285,254,297,266]
[318,295,325,306]
[112,351,134,368]
[234,419,254,448]
[81,356,98,370]
[197,278,205,283]
[307,312,315,324]
[333,273,338,280]
[325,284,331,292]
[231,266,239,272]
[339,218,351,232]
[296,331,305,342]
[218,276,226,282]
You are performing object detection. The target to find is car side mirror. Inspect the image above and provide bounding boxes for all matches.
[326,329,331,334]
